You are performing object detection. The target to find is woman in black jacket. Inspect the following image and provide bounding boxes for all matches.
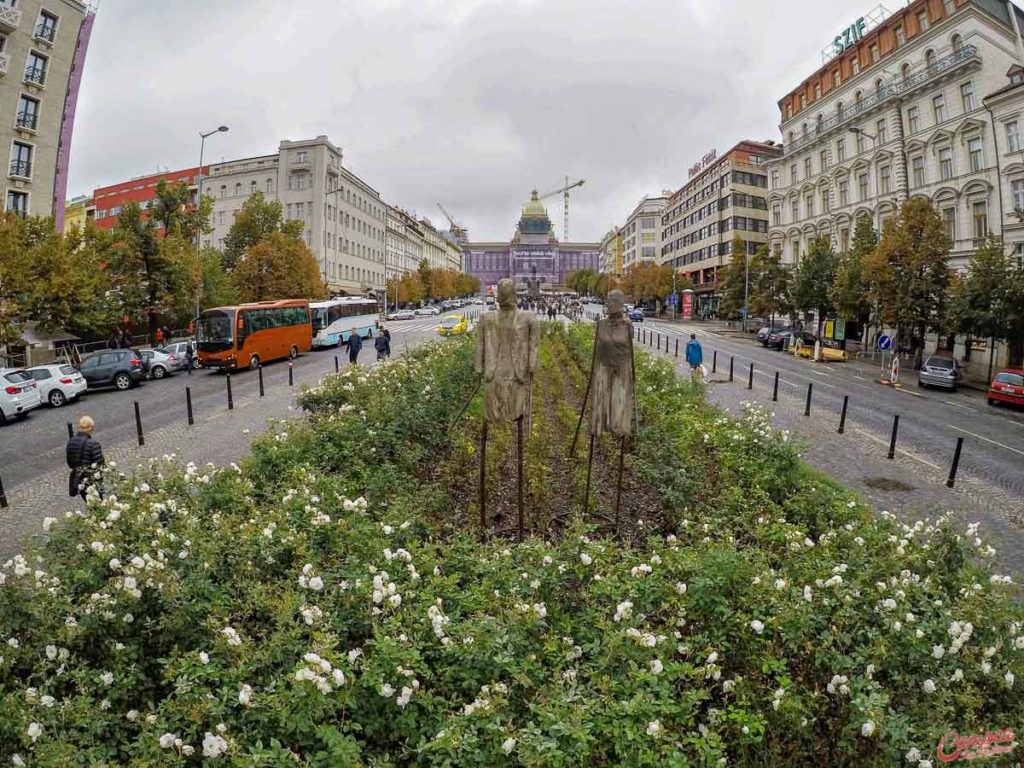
[66,415,104,500]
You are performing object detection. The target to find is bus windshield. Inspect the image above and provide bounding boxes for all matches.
[197,309,235,351]
[311,307,328,333]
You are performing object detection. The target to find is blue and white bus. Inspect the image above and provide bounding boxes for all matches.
[309,297,380,348]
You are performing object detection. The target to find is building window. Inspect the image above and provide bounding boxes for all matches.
[250,180,256,195]
[951,33,963,53]
[35,11,57,42]
[918,10,929,32]
[879,165,891,194]
[820,149,829,170]
[851,56,860,75]
[858,172,869,200]
[219,185,226,199]
[1012,180,1024,210]
[217,211,224,226]
[939,146,954,179]
[877,118,887,144]
[234,182,241,197]
[24,50,47,85]
[839,228,850,251]
[791,199,799,222]
[9,141,32,177]
[790,163,797,183]
[800,94,807,110]
[805,192,814,218]
[972,200,988,241]
[856,132,866,154]
[942,206,956,241]
[960,81,975,112]
[837,138,846,162]
[1006,121,1021,152]
[967,136,983,171]
[837,101,845,119]
[833,70,841,88]
[804,157,812,178]
[907,106,920,134]
[295,150,308,163]
[771,170,780,189]
[772,205,781,226]
[6,190,28,218]
[925,49,937,71]
[814,83,821,100]
[944,0,956,16]
[912,155,925,186]
[265,178,273,193]
[821,188,831,213]
[933,93,947,123]
[870,44,880,63]
[16,94,39,130]
[839,179,849,206]
[895,26,905,47]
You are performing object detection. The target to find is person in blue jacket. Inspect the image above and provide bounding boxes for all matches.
[685,333,703,377]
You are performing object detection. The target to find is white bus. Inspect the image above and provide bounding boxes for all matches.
[309,297,380,348]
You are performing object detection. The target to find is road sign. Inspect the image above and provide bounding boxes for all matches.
[740,307,748,315]
[669,293,679,307]
[877,334,891,351]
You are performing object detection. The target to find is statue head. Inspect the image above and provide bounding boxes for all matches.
[497,278,516,310]
[606,289,625,317]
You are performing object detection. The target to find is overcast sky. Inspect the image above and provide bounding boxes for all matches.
[68,0,876,241]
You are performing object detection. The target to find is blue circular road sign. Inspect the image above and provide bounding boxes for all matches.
[877,334,892,351]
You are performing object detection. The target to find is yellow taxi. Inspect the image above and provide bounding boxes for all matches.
[438,314,469,337]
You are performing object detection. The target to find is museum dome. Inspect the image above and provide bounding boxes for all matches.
[522,189,548,217]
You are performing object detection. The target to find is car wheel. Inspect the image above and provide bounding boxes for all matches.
[248,354,260,371]
[151,365,167,380]
[0,407,5,424]
[114,373,132,391]
[192,358,201,370]
[48,389,66,407]
[289,345,299,360]
[988,398,997,406]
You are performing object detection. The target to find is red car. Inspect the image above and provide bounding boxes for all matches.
[987,369,1024,407]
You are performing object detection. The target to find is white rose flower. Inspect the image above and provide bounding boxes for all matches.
[645,720,661,737]
[26,722,42,743]
[202,732,228,758]
[650,659,664,675]
[159,732,177,749]
[932,645,945,659]
[1005,670,1015,688]
[379,683,395,698]
[905,747,921,763]
[580,553,592,566]
[501,736,517,754]
[238,684,253,706]
[860,720,875,737]
[922,679,936,694]
[750,620,765,635]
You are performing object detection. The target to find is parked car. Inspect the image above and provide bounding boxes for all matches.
[987,369,1024,408]
[641,306,658,317]
[387,309,415,321]
[24,363,87,407]
[918,355,962,390]
[768,329,815,351]
[415,306,441,316]
[757,326,791,346]
[161,341,200,369]
[139,348,182,379]
[438,314,469,337]
[627,308,645,322]
[0,369,42,423]
[77,349,147,391]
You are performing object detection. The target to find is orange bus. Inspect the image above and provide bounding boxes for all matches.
[197,300,313,371]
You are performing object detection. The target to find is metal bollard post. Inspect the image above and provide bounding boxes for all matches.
[226,373,234,410]
[946,436,965,488]
[772,371,779,402]
[0,471,7,508]
[186,386,194,425]
[133,401,145,446]
[838,395,849,434]
[66,422,74,439]
[729,356,734,382]
[712,349,717,373]
[748,363,754,390]
[804,382,813,416]
[258,365,265,397]
[334,356,339,373]
[887,414,900,459]
[288,362,294,387]
[675,338,679,357]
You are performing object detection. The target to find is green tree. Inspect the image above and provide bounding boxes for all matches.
[718,236,754,318]
[222,193,303,270]
[831,215,876,329]
[231,232,327,302]
[866,197,952,369]
[748,245,790,326]
[198,248,239,309]
[951,235,1016,378]
[791,235,837,333]
[150,180,213,241]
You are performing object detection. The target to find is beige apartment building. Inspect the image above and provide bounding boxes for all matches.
[599,227,622,276]
[385,204,424,281]
[620,194,669,271]
[1,0,91,223]
[660,140,782,316]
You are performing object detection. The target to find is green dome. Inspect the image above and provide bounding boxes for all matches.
[522,190,547,217]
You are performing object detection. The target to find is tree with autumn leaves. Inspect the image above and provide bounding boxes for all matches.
[385,260,480,306]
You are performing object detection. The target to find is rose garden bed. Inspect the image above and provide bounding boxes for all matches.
[0,326,1021,766]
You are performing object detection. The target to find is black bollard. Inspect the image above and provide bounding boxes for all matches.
[675,338,679,357]
[66,422,74,439]
[748,363,754,390]
[258,365,265,397]
[804,382,813,416]
[186,386,194,425]
[334,356,339,373]
[0,471,7,508]
[838,395,849,434]
[887,414,900,459]
[226,373,234,410]
[946,437,965,488]
[288,363,294,387]
[133,401,145,446]
[729,356,734,382]
[712,349,717,373]
[772,371,779,402]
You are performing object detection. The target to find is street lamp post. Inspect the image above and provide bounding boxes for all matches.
[194,125,229,324]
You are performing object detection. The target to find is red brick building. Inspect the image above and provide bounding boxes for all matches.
[90,166,206,230]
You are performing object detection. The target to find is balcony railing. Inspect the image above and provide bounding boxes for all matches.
[0,4,22,29]
[23,65,46,86]
[34,22,55,42]
[784,44,979,156]
[0,51,8,76]
[9,159,32,178]
[15,111,37,130]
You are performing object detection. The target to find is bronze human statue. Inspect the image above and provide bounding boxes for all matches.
[473,278,540,540]
[572,289,638,532]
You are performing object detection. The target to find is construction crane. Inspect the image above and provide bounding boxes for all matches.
[436,202,468,244]
[540,176,585,241]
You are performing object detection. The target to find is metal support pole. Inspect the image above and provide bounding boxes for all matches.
[479,422,488,538]
[946,436,965,488]
[258,365,265,397]
[0,472,7,508]
[226,373,234,410]
[517,416,525,543]
[288,363,294,387]
[838,395,849,434]
[772,371,779,402]
[133,401,144,446]
[887,414,899,459]
[334,356,339,373]
[66,422,73,439]
[712,349,717,373]
[675,338,679,357]
[729,356,734,382]
[748,363,754,390]
[186,386,194,425]
[804,382,813,416]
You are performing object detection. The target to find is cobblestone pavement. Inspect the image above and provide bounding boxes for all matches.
[0,316,453,560]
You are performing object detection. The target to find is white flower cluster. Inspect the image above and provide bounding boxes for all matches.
[947,620,973,655]
[221,627,243,647]
[342,496,368,512]
[294,652,346,694]
[613,601,633,622]
[298,563,324,592]
[625,628,659,648]
[202,729,228,758]
[514,602,548,619]
[826,674,849,696]
[372,571,401,610]
[461,682,507,716]
[300,604,323,626]
[428,601,451,644]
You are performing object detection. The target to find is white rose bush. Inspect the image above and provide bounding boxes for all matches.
[0,329,1021,766]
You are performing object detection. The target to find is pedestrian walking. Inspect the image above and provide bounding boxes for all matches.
[155,327,165,346]
[374,331,391,361]
[184,340,195,375]
[66,415,104,500]
[118,330,131,349]
[107,330,120,349]
[346,330,363,365]
[685,333,704,379]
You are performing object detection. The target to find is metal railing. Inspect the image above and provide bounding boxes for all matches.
[0,52,8,75]
[784,45,978,156]
[23,65,46,86]
[9,159,31,178]
[15,110,36,130]
[0,4,22,28]
[34,22,55,42]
